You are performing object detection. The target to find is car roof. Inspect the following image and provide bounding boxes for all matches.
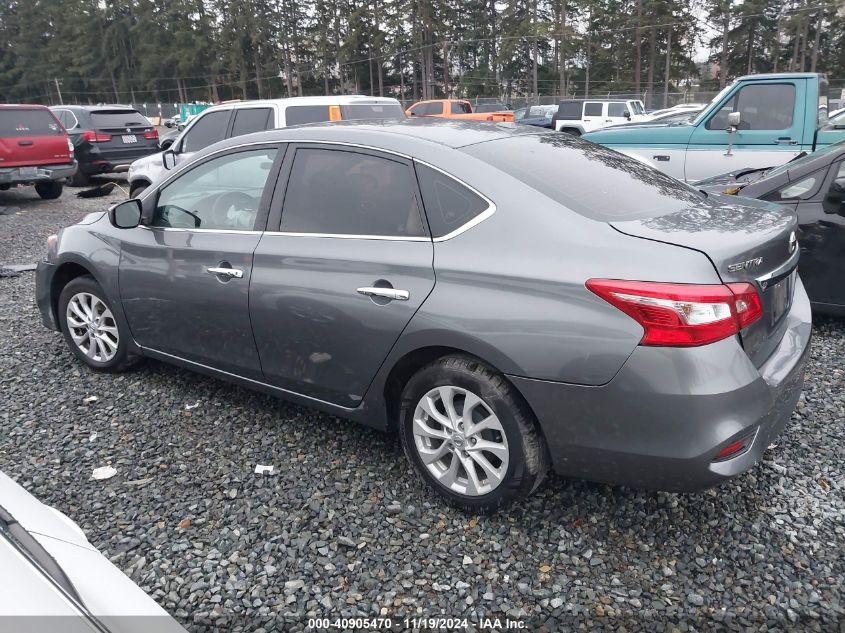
[206,118,545,154]
[199,95,400,113]
[50,104,140,112]
[0,104,49,110]
[558,99,635,104]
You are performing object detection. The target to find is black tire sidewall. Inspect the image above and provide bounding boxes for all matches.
[58,276,130,371]
[400,360,536,511]
[129,184,148,199]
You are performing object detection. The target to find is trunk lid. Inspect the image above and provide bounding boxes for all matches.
[87,109,159,156]
[0,107,72,168]
[611,193,799,367]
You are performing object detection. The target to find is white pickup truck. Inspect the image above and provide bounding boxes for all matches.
[551,99,649,135]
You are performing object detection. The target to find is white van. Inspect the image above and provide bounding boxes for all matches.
[127,95,404,197]
[552,99,648,135]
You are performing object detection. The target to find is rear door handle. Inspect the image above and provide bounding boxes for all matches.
[356,287,409,301]
[775,137,798,145]
[207,267,244,279]
[17,140,33,146]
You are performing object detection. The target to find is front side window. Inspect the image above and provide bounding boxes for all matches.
[231,108,273,137]
[584,102,603,117]
[415,163,490,238]
[181,110,231,152]
[152,148,277,230]
[281,148,425,237]
[706,83,796,131]
[607,103,628,117]
[422,102,443,116]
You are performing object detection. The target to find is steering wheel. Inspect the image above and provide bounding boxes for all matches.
[211,192,257,229]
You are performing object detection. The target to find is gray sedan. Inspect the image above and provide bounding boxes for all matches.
[35,120,811,512]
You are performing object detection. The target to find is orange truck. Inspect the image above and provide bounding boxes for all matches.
[405,99,514,122]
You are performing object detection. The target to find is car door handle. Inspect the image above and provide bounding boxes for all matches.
[207,267,244,279]
[775,137,798,145]
[356,287,410,301]
[17,140,33,146]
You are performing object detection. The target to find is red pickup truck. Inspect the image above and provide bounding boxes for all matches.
[0,104,76,199]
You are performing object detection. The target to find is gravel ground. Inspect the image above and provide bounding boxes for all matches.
[1,183,844,632]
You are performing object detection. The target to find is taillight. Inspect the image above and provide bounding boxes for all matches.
[586,279,763,347]
[329,105,342,121]
[66,138,74,154]
[81,130,112,142]
[143,129,159,140]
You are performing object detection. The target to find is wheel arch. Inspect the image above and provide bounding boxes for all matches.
[50,260,97,324]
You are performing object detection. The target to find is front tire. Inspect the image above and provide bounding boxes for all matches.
[399,356,549,513]
[35,181,63,199]
[58,276,138,372]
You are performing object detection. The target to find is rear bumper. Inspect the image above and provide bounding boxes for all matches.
[77,145,159,174]
[35,261,58,331]
[0,162,77,185]
[510,276,812,492]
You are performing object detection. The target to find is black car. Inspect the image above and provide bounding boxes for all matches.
[50,105,160,186]
[696,140,845,315]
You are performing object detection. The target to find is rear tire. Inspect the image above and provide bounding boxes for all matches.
[560,128,582,136]
[399,355,549,513]
[69,170,90,187]
[35,181,63,200]
[58,276,140,373]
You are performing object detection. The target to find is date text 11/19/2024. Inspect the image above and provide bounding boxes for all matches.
[307,617,527,630]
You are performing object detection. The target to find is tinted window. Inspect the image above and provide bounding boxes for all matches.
[415,162,490,238]
[231,108,273,136]
[281,149,425,237]
[706,83,795,130]
[153,148,277,230]
[462,134,704,222]
[451,102,472,114]
[607,103,628,117]
[285,105,330,126]
[765,169,824,201]
[557,101,582,119]
[0,109,63,137]
[89,110,149,127]
[343,104,405,120]
[584,102,603,116]
[181,110,230,152]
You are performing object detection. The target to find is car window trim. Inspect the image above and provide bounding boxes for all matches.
[54,108,78,130]
[269,142,430,241]
[142,142,285,232]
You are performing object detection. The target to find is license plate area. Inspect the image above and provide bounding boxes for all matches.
[121,134,137,144]
[768,273,794,326]
[18,166,38,179]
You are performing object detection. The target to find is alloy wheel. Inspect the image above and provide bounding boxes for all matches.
[65,292,119,362]
[412,385,510,496]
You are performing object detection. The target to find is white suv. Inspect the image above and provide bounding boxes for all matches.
[552,99,648,135]
[127,95,405,197]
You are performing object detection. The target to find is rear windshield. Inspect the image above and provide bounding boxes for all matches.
[285,105,330,126]
[462,133,704,221]
[90,110,149,128]
[556,101,582,119]
[342,104,405,120]
[0,109,63,137]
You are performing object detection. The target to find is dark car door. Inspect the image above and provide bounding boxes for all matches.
[118,144,283,379]
[250,144,435,407]
[793,160,845,310]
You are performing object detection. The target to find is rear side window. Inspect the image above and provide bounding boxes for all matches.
[556,101,582,119]
[608,103,628,117]
[90,110,149,128]
[281,148,426,237]
[231,108,273,136]
[181,110,230,152]
[584,102,603,116]
[451,102,472,114]
[415,162,490,238]
[285,106,330,126]
[706,83,796,130]
[462,134,704,222]
[0,109,63,137]
[342,104,405,120]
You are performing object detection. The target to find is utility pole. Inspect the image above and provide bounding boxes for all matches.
[443,40,450,98]
[54,78,63,105]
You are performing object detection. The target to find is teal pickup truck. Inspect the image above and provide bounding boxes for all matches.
[583,73,844,182]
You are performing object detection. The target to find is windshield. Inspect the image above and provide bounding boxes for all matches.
[766,140,845,177]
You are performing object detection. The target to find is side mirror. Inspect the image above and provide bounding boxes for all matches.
[162,149,177,170]
[728,111,741,127]
[108,199,142,229]
[624,111,631,119]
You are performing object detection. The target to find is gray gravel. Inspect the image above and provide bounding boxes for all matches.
[1,183,844,631]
